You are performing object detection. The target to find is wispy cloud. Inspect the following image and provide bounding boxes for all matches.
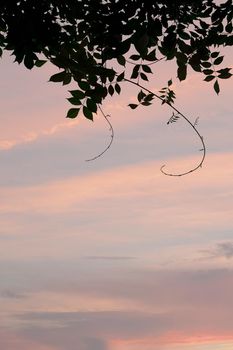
[0,289,26,299]
[201,241,233,260]
[0,119,80,151]
[84,256,137,261]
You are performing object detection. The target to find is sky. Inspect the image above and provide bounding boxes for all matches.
[0,45,233,350]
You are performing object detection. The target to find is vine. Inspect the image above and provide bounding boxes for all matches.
[87,76,206,176]
[85,105,114,162]
[124,77,206,177]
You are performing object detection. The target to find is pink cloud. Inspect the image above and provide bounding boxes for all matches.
[109,333,233,350]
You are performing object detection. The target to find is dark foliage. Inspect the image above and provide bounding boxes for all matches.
[0,1,232,175]
[0,0,232,120]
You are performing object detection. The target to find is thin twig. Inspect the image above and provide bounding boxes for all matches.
[124,78,206,177]
[125,57,165,66]
[85,105,114,162]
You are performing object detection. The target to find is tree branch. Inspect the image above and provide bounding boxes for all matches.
[85,105,114,162]
[124,78,206,177]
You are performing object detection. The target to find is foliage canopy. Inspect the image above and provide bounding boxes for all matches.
[0,0,232,174]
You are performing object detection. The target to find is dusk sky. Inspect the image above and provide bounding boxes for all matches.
[0,44,233,350]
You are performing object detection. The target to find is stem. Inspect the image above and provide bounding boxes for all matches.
[124,78,206,177]
[85,105,114,162]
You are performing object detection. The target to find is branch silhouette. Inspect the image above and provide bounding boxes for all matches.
[123,78,206,177]
[85,105,114,162]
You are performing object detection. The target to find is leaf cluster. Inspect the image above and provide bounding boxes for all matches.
[159,80,176,105]
[0,0,232,120]
[128,90,154,110]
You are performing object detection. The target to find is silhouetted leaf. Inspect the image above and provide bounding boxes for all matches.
[35,60,46,67]
[130,65,140,79]
[214,56,224,65]
[141,101,152,106]
[66,108,80,118]
[83,106,93,120]
[67,97,82,105]
[214,80,220,94]
[218,72,232,79]
[142,65,152,73]
[69,90,85,99]
[86,99,97,113]
[108,85,114,96]
[117,55,126,66]
[130,54,141,61]
[211,52,219,58]
[177,64,187,81]
[49,71,66,82]
[115,83,121,94]
[145,49,157,61]
[78,80,89,91]
[203,69,214,75]
[140,72,148,81]
[137,90,146,102]
[201,61,212,68]
[128,104,138,109]
[116,72,125,82]
[204,75,215,82]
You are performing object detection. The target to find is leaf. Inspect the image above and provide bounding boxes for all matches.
[108,71,115,82]
[117,72,125,82]
[86,99,97,113]
[144,93,154,102]
[49,71,66,82]
[214,79,220,95]
[167,112,180,124]
[137,90,146,102]
[141,101,152,106]
[108,85,114,96]
[117,55,126,66]
[128,104,138,109]
[177,64,187,81]
[83,106,93,121]
[130,64,140,79]
[67,97,82,105]
[145,49,157,61]
[213,56,224,65]
[211,52,219,58]
[218,72,232,79]
[93,52,102,59]
[129,54,141,61]
[66,108,80,119]
[24,54,34,69]
[179,31,190,40]
[35,60,47,67]
[140,72,148,81]
[62,72,72,85]
[176,52,187,64]
[142,65,152,73]
[203,69,214,75]
[201,61,212,68]
[115,83,121,94]
[134,33,149,55]
[168,79,172,86]
[69,90,85,99]
[225,22,232,33]
[204,75,215,82]
[78,80,89,91]
[178,39,192,54]
[217,68,231,74]
[194,117,199,127]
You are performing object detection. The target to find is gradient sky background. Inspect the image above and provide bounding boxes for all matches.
[0,44,233,350]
